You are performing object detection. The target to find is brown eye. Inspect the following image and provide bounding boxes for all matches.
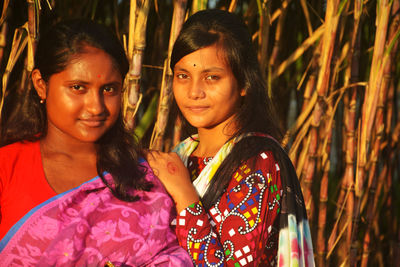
[69,84,86,93]
[103,86,119,95]
[104,86,114,93]
[71,85,83,90]
[205,75,220,81]
[176,73,189,79]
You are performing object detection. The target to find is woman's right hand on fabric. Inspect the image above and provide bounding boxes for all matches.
[146,151,200,213]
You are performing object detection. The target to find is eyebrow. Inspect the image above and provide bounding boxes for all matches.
[174,66,225,73]
[64,80,122,86]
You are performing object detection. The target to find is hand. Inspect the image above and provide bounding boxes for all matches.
[146,150,200,212]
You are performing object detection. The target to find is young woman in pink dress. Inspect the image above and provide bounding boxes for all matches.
[0,19,191,266]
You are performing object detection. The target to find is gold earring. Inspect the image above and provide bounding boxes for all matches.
[40,99,45,104]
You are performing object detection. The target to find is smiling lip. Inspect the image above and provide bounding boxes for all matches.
[80,119,106,127]
[186,106,209,113]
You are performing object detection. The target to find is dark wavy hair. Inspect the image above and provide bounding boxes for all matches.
[171,9,283,209]
[1,19,151,201]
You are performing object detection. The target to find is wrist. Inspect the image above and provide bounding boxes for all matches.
[175,195,200,214]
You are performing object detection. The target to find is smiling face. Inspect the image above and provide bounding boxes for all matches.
[33,46,123,144]
[173,44,245,135]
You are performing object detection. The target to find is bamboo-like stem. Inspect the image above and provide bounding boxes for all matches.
[352,1,392,265]
[258,0,270,85]
[360,142,381,267]
[0,22,7,68]
[19,0,38,94]
[360,1,399,265]
[26,0,37,63]
[300,0,313,36]
[228,0,238,12]
[329,1,362,263]
[0,0,10,26]
[150,0,188,150]
[316,128,331,266]
[315,42,348,263]
[355,0,391,196]
[0,25,28,122]
[270,0,289,23]
[385,0,400,138]
[127,0,136,62]
[301,0,340,220]
[191,0,206,14]
[268,0,290,74]
[123,0,151,130]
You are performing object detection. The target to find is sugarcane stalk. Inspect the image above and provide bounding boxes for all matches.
[316,127,331,266]
[385,0,400,138]
[269,0,291,74]
[18,0,38,94]
[258,0,270,86]
[123,0,151,130]
[270,0,289,23]
[352,0,393,265]
[328,1,362,263]
[150,0,188,150]
[0,26,28,122]
[228,0,238,12]
[300,0,313,36]
[0,0,10,26]
[355,0,391,197]
[314,43,349,263]
[301,0,341,221]
[0,22,7,69]
[360,2,399,265]
[191,0,206,14]
[127,0,136,61]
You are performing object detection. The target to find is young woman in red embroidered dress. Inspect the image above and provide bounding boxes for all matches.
[147,10,315,266]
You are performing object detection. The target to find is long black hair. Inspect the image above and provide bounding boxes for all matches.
[171,9,283,209]
[1,19,151,201]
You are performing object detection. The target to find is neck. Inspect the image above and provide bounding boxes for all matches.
[40,132,98,158]
[194,124,237,157]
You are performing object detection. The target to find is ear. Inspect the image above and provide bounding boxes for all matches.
[31,69,47,100]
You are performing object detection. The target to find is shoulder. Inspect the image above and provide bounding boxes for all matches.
[0,140,38,156]
[234,135,292,172]
[0,141,40,190]
[0,141,40,168]
[233,150,281,185]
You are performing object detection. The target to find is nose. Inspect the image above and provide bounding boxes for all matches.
[188,79,206,99]
[86,89,106,115]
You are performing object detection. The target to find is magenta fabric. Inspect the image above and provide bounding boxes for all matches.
[0,162,192,266]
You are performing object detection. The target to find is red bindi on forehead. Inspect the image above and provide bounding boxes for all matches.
[97,74,102,78]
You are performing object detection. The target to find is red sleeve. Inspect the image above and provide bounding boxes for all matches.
[176,151,282,266]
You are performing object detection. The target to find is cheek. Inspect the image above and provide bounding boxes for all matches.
[106,97,121,117]
[172,86,184,105]
[47,94,79,116]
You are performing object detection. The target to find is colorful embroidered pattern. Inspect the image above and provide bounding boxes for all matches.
[175,134,315,266]
[177,151,282,266]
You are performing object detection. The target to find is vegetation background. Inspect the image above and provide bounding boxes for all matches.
[0,0,399,266]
